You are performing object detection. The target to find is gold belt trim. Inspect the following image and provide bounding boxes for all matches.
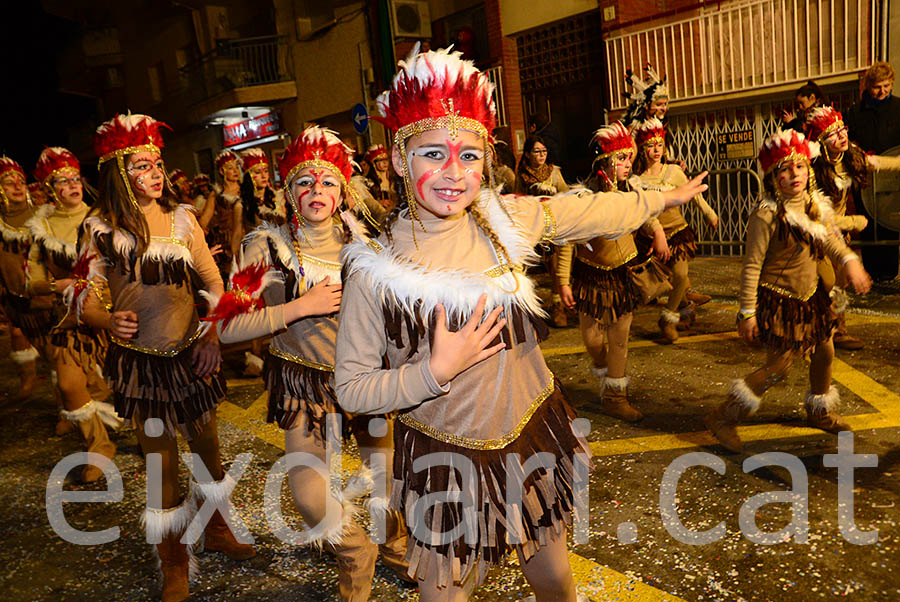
[575,249,637,271]
[110,328,202,357]
[398,377,555,450]
[268,345,334,372]
[665,223,688,238]
[760,281,818,301]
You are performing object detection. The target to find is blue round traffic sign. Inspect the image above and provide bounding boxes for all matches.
[351,103,369,134]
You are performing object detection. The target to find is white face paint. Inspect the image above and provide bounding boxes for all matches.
[50,168,83,208]
[290,165,343,224]
[125,151,165,201]
[774,158,809,198]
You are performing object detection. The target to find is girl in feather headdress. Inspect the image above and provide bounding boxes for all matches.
[26,147,121,481]
[704,130,871,454]
[72,113,254,601]
[333,46,707,600]
[214,125,410,601]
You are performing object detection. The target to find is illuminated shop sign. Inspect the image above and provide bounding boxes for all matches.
[223,111,281,147]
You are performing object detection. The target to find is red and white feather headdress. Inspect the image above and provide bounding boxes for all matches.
[241,148,269,171]
[634,117,666,147]
[591,122,636,160]
[758,129,820,174]
[215,149,240,172]
[193,173,211,187]
[33,147,80,185]
[94,113,167,165]
[0,156,26,182]
[365,144,388,164]
[168,168,188,185]
[376,45,496,144]
[804,106,845,143]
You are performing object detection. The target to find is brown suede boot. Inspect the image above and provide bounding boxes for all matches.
[64,401,118,483]
[551,303,568,328]
[601,376,643,422]
[833,314,864,350]
[191,475,256,560]
[686,290,712,306]
[805,387,851,433]
[658,309,680,343]
[677,302,696,331]
[704,379,760,453]
[55,415,76,436]
[378,508,415,583]
[144,501,196,602]
[11,346,39,401]
[323,522,379,602]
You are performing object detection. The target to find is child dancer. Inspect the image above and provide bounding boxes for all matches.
[0,156,54,400]
[334,47,707,601]
[74,114,254,601]
[28,147,120,481]
[704,130,871,453]
[557,122,670,422]
[634,118,719,342]
[214,126,408,601]
[805,106,900,350]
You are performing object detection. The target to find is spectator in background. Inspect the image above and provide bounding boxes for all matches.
[27,182,49,206]
[781,80,826,132]
[527,110,563,167]
[844,62,900,281]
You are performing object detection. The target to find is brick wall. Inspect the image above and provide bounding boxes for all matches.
[599,0,705,31]
[485,0,526,156]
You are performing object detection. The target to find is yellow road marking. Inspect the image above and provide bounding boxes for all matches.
[567,553,685,601]
[832,358,900,415]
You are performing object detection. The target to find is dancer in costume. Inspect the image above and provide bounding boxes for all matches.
[634,118,719,343]
[364,144,397,211]
[805,105,900,350]
[0,156,54,400]
[704,130,871,453]
[237,147,284,376]
[334,46,707,601]
[27,147,121,482]
[214,125,406,601]
[73,114,254,602]
[200,150,243,277]
[557,123,671,422]
[168,168,193,205]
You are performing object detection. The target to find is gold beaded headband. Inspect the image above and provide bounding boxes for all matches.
[282,158,372,229]
[817,119,845,142]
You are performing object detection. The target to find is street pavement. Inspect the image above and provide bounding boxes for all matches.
[1,257,898,601]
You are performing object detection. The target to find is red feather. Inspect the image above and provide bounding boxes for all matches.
[94,114,170,159]
[278,127,356,183]
[33,147,80,183]
[202,262,273,328]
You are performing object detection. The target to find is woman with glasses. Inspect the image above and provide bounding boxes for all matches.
[26,147,121,482]
[516,135,572,327]
[806,106,900,349]
[73,114,255,601]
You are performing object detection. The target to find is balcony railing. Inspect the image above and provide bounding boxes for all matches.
[605,0,873,110]
[180,35,293,106]
[483,65,507,127]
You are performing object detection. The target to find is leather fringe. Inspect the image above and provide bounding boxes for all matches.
[262,352,349,441]
[50,327,107,373]
[383,301,549,361]
[2,293,54,343]
[757,280,835,352]
[105,342,225,439]
[570,257,642,325]
[666,226,697,263]
[391,381,590,588]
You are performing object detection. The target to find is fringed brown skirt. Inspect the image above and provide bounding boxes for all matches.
[2,294,54,346]
[50,327,107,374]
[106,341,225,439]
[757,281,836,352]
[571,256,643,325]
[391,380,591,588]
[636,225,698,265]
[263,351,349,441]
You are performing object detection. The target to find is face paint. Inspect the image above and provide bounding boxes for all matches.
[405,127,484,219]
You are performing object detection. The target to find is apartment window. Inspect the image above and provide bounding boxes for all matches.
[148,64,163,104]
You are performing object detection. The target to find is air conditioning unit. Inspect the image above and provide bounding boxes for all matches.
[392,0,431,39]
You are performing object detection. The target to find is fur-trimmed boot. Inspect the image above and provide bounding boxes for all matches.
[242,351,263,377]
[805,386,851,433]
[316,470,378,602]
[191,474,256,560]
[686,290,712,306]
[833,314,864,350]
[143,500,198,602]
[677,301,696,331]
[600,375,643,422]
[704,379,761,453]
[62,400,121,482]
[658,309,680,343]
[11,346,39,401]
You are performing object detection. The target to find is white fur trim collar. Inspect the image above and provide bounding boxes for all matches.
[0,213,32,245]
[82,204,196,267]
[242,222,342,293]
[26,204,77,262]
[758,190,835,243]
[341,188,545,323]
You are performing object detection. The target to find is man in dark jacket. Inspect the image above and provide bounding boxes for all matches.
[844,62,900,281]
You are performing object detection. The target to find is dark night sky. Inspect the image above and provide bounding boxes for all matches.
[0,4,93,174]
